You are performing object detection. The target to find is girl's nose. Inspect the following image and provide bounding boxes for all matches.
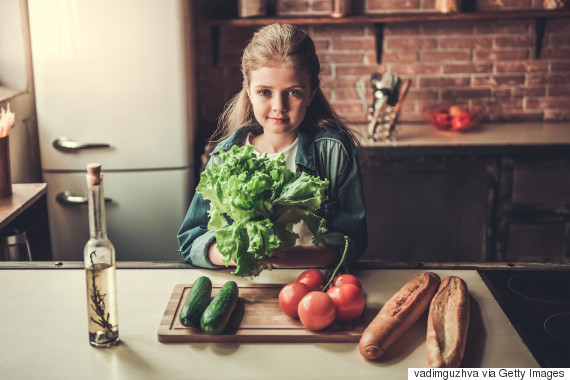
[272,94,287,113]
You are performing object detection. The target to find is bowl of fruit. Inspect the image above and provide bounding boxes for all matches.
[424,104,485,132]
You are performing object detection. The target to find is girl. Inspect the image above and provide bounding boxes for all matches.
[178,23,367,269]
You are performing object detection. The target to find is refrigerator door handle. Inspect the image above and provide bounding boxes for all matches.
[56,191,112,206]
[53,137,111,153]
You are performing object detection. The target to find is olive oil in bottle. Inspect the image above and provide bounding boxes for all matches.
[84,163,119,347]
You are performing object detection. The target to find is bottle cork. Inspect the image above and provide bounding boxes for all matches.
[86,163,102,186]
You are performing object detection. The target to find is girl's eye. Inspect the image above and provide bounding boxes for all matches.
[288,89,301,96]
[257,89,271,96]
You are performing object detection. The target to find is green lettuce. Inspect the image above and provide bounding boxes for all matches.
[196,144,329,277]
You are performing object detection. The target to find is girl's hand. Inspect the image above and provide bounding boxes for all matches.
[262,244,337,268]
[208,242,236,266]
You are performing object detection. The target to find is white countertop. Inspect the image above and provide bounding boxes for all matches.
[0,268,538,379]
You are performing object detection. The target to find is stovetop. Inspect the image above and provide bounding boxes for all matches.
[479,269,570,368]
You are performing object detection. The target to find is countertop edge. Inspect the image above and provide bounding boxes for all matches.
[1,260,569,270]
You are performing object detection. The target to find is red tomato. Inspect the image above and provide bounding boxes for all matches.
[327,284,365,321]
[448,105,463,118]
[278,282,311,318]
[451,110,473,131]
[297,268,324,291]
[332,274,363,290]
[297,291,336,331]
[431,109,451,130]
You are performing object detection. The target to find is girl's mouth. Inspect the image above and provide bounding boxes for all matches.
[268,117,289,123]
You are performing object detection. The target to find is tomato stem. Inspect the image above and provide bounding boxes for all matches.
[322,236,349,292]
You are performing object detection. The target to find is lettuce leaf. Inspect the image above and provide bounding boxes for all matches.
[196,145,329,276]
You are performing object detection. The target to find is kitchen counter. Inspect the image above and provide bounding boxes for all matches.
[0,265,538,379]
[0,183,51,260]
[352,121,570,155]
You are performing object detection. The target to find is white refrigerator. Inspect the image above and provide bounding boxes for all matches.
[28,0,194,261]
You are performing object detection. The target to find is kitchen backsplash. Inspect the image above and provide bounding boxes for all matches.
[194,0,570,128]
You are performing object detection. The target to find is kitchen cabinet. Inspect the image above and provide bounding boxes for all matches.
[357,122,570,264]
[0,264,540,379]
[497,156,570,262]
[207,9,570,65]
[0,183,51,260]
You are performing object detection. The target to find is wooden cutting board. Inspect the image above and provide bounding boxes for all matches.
[158,283,374,343]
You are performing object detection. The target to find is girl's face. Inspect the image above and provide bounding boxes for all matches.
[247,63,316,137]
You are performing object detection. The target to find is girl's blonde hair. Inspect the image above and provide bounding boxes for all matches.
[212,23,358,145]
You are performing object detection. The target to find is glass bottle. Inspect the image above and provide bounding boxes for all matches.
[84,163,119,347]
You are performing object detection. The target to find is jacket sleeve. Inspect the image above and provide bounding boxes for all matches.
[316,137,368,265]
[177,160,224,268]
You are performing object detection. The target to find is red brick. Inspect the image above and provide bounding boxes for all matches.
[474,49,529,61]
[368,0,420,10]
[419,77,470,87]
[440,37,493,49]
[526,98,570,109]
[406,88,440,100]
[385,37,437,50]
[443,63,493,74]
[333,88,363,101]
[490,111,544,122]
[332,38,376,51]
[322,77,368,89]
[364,52,378,64]
[526,73,570,85]
[336,65,379,76]
[420,22,474,35]
[495,61,548,73]
[544,19,570,34]
[540,47,570,59]
[549,86,570,96]
[389,63,441,75]
[381,50,418,63]
[383,24,420,36]
[493,89,513,99]
[313,39,330,51]
[473,21,530,34]
[441,88,492,99]
[416,100,445,112]
[320,52,367,64]
[494,36,534,48]
[420,50,471,62]
[550,35,570,46]
[511,86,547,97]
[312,25,366,38]
[330,102,366,114]
[473,75,526,87]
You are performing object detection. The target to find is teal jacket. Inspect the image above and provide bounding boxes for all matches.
[177,123,368,268]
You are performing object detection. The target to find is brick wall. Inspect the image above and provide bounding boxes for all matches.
[194,0,570,142]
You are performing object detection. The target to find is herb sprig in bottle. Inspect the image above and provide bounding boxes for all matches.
[84,163,119,347]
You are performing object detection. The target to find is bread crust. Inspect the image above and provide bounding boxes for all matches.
[426,276,470,368]
[359,272,441,360]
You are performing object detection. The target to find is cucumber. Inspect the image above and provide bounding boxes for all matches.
[179,276,212,327]
[200,281,239,335]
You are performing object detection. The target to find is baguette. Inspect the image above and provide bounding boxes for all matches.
[426,276,470,368]
[359,272,441,360]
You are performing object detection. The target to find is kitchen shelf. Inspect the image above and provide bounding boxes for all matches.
[207,9,570,65]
